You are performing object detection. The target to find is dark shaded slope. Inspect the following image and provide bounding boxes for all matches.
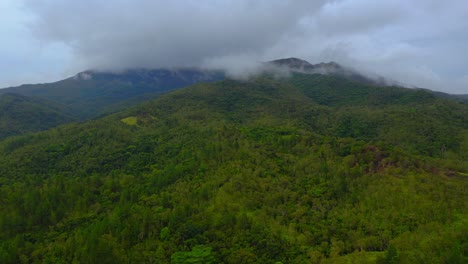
[0,93,76,139]
[429,90,468,103]
[0,75,466,263]
[1,68,224,119]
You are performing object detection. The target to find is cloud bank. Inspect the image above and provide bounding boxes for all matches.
[5,0,468,93]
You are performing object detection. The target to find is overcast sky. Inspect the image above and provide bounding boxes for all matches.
[1,0,467,94]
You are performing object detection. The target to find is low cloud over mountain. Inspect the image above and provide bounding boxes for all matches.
[1,0,467,93]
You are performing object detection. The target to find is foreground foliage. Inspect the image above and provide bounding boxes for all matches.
[0,74,466,263]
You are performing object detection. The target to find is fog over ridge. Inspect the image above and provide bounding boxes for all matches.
[0,0,467,93]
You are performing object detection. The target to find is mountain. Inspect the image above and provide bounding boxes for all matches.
[0,72,466,263]
[269,57,389,86]
[1,59,464,118]
[269,58,468,103]
[0,58,465,139]
[0,93,76,139]
[0,68,224,119]
[271,58,468,100]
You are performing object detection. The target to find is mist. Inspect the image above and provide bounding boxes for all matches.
[1,0,467,93]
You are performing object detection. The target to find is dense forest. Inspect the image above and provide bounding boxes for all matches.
[0,73,466,263]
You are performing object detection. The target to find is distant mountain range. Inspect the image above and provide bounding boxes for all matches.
[270,58,468,101]
[0,68,225,119]
[270,57,389,86]
[0,58,466,139]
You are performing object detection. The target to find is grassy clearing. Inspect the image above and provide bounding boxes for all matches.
[121,116,138,126]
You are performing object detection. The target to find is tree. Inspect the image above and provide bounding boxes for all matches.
[382,245,399,264]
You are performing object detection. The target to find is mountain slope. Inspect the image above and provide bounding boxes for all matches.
[0,74,466,263]
[0,93,76,139]
[1,58,464,125]
[0,68,224,119]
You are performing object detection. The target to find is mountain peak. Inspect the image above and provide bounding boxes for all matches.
[269,58,346,72]
[268,58,389,86]
[269,57,313,69]
[315,61,341,68]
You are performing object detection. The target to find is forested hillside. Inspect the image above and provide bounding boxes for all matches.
[0,93,76,140]
[0,73,466,263]
[1,60,465,141]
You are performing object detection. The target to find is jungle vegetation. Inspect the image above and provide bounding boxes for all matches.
[0,73,466,263]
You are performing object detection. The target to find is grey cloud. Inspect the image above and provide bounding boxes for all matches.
[25,0,328,70]
[317,0,408,36]
[17,0,468,94]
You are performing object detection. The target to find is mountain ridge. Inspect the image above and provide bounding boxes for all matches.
[269,57,399,87]
[0,68,225,119]
[0,57,466,139]
[269,57,468,101]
